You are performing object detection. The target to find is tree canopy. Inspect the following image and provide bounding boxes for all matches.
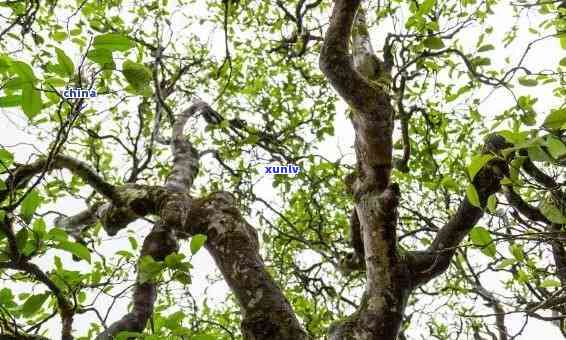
[0,0,565,339]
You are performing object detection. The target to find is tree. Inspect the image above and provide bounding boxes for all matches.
[0,0,565,339]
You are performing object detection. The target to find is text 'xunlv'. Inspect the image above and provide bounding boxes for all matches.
[264,165,301,175]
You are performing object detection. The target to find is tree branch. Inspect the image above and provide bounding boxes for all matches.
[408,136,509,286]
[165,100,210,193]
[184,192,308,339]
[1,155,117,205]
[319,0,394,193]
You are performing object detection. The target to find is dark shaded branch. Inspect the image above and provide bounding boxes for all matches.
[0,260,74,340]
[503,186,549,223]
[94,222,177,340]
[1,155,117,206]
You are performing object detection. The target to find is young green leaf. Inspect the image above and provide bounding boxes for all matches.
[0,288,14,306]
[509,243,524,261]
[0,148,13,171]
[122,60,152,89]
[21,83,42,118]
[477,44,495,52]
[546,136,566,159]
[527,146,552,163]
[22,293,48,317]
[54,47,74,77]
[469,226,496,257]
[487,194,497,213]
[190,234,207,255]
[466,184,481,208]
[540,279,561,288]
[543,108,566,130]
[417,0,436,15]
[540,197,566,224]
[0,95,22,107]
[423,37,445,49]
[15,228,28,251]
[93,33,134,52]
[11,61,36,82]
[518,76,538,87]
[87,48,115,69]
[20,190,41,222]
[467,154,493,179]
[139,255,165,284]
[440,176,459,191]
[57,240,91,263]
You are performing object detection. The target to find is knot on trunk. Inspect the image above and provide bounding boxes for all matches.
[159,192,191,228]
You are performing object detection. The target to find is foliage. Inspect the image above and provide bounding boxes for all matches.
[0,0,565,339]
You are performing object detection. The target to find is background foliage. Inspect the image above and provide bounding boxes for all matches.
[0,0,565,339]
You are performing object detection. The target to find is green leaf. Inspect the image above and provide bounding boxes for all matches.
[45,77,66,88]
[477,44,495,52]
[21,83,42,119]
[497,258,516,269]
[0,95,22,107]
[467,154,493,179]
[87,48,115,69]
[509,244,524,261]
[52,31,67,42]
[472,57,491,66]
[122,60,152,89]
[4,77,26,90]
[543,109,566,130]
[440,176,459,191]
[517,269,529,283]
[22,293,48,317]
[48,227,69,242]
[93,33,134,52]
[466,184,481,208]
[128,236,138,250]
[164,253,185,268]
[0,288,14,306]
[15,228,28,251]
[487,194,497,213]
[54,47,74,77]
[417,0,436,15]
[190,234,207,255]
[11,61,36,82]
[0,148,13,171]
[527,146,552,162]
[560,57,566,67]
[541,279,561,288]
[57,241,91,263]
[139,255,165,283]
[469,226,495,257]
[518,76,538,87]
[540,197,566,224]
[546,136,566,159]
[423,37,445,49]
[20,190,41,222]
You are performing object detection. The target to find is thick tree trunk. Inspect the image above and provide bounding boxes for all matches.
[320,1,410,338]
[188,192,308,340]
